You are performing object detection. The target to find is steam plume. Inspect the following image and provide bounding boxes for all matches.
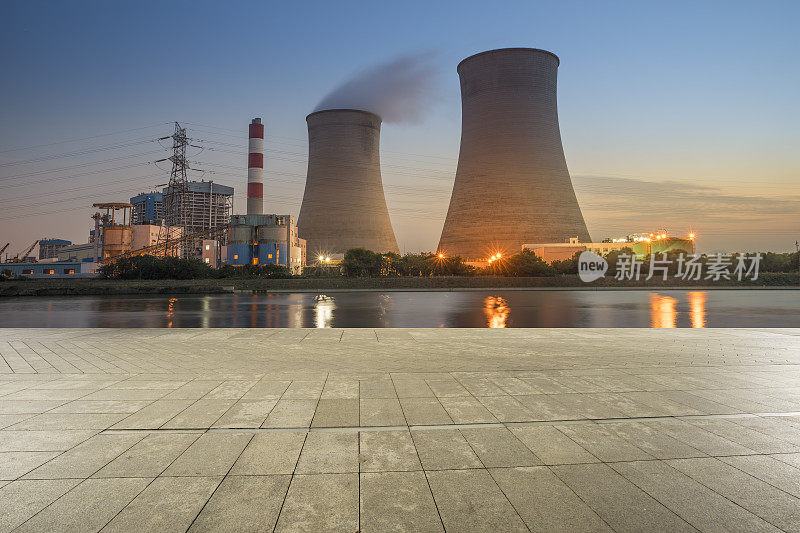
[315,53,440,123]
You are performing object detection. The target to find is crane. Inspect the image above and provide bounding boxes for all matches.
[0,243,9,259]
[9,240,39,263]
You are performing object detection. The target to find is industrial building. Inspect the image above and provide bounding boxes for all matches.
[438,48,591,259]
[130,192,164,225]
[1,260,98,279]
[38,238,72,260]
[297,109,399,255]
[219,118,306,273]
[225,214,305,273]
[523,232,696,263]
[162,181,232,234]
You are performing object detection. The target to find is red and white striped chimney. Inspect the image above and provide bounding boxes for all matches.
[247,118,264,215]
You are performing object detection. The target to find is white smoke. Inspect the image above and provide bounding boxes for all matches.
[314,53,441,124]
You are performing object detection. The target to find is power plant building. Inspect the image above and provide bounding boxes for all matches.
[38,238,72,260]
[130,192,164,225]
[438,48,591,259]
[222,119,306,273]
[162,181,233,236]
[225,215,306,274]
[297,109,399,255]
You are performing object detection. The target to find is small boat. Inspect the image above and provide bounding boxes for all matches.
[314,294,334,302]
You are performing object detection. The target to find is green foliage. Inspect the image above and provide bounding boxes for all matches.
[217,263,292,279]
[342,248,383,277]
[100,255,292,280]
[604,247,635,276]
[551,251,581,275]
[499,249,556,277]
[100,255,216,280]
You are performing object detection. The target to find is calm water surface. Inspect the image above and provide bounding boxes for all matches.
[1,290,798,328]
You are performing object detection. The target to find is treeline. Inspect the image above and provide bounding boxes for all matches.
[99,256,293,280]
[96,249,800,280]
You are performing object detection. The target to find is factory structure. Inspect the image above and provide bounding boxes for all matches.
[5,47,701,279]
[297,109,399,257]
[222,118,306,273]
[522,231,697,264]
[130,192,164,225]
[438,48,591,260]
[38,238,72,260]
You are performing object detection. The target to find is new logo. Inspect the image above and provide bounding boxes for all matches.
[578,251,607,282]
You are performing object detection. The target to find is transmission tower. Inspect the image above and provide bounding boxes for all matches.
[158,122,189,255]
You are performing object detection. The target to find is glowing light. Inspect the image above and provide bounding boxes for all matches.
[438,253,444,258]
[688,291,707,328]
[650,293,677,328]
[325,257,331,263]
[484,296,509,328]
[496,253,502,258]
[318,255,324,261]
[689,233,695,239]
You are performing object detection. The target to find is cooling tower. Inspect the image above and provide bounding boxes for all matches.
[297,109,399,255]
[438,48,591,259]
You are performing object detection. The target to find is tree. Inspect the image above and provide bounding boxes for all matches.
[551,251,581,275]
[503,249,556,277]
[342,248,382,277]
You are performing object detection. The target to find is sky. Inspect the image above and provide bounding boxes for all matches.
[1,0,798,255]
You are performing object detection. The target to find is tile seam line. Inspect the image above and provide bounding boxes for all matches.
[97,410,800,434]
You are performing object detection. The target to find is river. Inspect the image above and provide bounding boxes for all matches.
[1,290,798,328]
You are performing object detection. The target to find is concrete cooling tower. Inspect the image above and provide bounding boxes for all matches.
[438,48,591,259]
[297,109,399,255]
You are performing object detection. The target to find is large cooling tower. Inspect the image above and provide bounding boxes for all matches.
[297,109,399,255]
[438,48,591,259]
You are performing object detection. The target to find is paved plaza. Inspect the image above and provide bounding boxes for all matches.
[1,328,800,532]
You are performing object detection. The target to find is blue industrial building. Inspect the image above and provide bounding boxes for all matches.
[225,214,306,273]
[2,260,99,279]
[130,192,164,225]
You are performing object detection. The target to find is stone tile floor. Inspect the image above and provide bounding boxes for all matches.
[1,328,800,531]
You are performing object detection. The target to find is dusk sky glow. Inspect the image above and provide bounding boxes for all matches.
[1,0,798,254]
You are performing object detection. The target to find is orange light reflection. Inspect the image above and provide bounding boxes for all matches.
[484,296,509,328]
[649,293,677,328]
[688,291,707,328]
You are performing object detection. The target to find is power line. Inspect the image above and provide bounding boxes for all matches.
[0,123,170,154]
[0,138,156,168]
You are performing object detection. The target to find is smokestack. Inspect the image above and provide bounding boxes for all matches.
[247,118,264,215]
[297,109,399,255]
[438,48,591,258]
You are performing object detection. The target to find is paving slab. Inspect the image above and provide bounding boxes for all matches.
[187,475,290,532]
[3,327,800,531]
[274,473,358,532]
[359,429,422,472]
[490,466,612,532]
[426,469,528,532]
[14,477,151,533]
[102,476,221,532]
[361,471,443,532]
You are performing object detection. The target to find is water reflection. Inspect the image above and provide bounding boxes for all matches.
[3,290,799,328]
[688,291,707,328]
[649,293,677,328]
[166,297,178,328]
[315,297,335,328]
[484,296,509,328]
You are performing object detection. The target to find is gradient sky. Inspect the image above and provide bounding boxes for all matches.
[1,0,798,255]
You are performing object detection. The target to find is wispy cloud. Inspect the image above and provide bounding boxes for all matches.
[573,175,800,251]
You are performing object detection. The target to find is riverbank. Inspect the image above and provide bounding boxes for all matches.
[1,273,797,297]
